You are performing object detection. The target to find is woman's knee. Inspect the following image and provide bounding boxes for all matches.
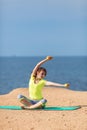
[41,99,47,104]
[17,94,24,99]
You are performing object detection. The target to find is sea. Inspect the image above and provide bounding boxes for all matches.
[0,56,87,95]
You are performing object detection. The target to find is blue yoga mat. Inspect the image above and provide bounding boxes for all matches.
[0,105,81,110]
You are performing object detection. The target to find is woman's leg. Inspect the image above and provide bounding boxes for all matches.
[17,94,32,106]
[22,99,47,109]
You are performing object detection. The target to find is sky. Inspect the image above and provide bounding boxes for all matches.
[0,0,87,56]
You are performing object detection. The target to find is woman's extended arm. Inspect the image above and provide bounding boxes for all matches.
[32,56,53,76]
[46,81,70,88]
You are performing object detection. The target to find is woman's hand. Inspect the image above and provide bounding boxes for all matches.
[46,56,53,60]
[64,83,70,88]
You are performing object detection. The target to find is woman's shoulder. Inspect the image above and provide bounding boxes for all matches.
[30,74,35,80]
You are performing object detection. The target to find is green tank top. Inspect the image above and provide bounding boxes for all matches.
[29,75,46,100]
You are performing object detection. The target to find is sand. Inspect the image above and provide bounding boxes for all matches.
[0,87,87,130]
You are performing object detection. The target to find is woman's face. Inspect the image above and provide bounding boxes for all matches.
[37,70,46,79]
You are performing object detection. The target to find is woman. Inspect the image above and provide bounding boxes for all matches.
[17,56,70,109]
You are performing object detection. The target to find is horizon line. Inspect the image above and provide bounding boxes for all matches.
[0,55,87,57]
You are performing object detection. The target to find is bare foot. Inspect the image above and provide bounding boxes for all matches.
[20,98,31,106]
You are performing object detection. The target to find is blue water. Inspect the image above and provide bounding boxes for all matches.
[0,56,87,94]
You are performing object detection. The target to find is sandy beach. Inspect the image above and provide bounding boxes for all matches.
[0,87,87,130]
